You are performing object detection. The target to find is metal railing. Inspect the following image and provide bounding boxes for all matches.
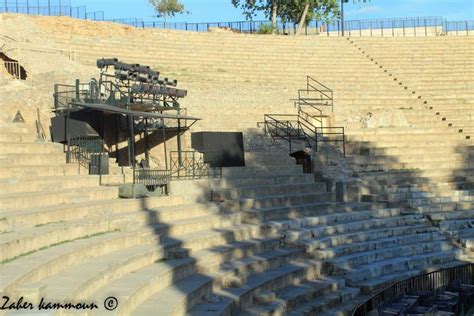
[1,1,104,20]
[67,136,104,169]
[169,151,222,180]
[353,263,474,316]
[53,82,92,113]
[3,61,20,79]
[103,16,471,37]
[1,5,471,37]
[265,76,345,155]
[263,113,317,152]
[133,168,171,188]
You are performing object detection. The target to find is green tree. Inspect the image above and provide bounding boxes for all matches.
[231,0,281,33]
[279,0,339,35]
[149,0,187,24]
[232,0,371,35]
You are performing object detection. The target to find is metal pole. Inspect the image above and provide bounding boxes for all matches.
[130,115,135,168]
[341,0,345,36]
[162,119,168,170]
[48,0,50,15]
[144,118,149,164]
[177,119,182,166]
[66,104,71,164]
[192,151,195,178]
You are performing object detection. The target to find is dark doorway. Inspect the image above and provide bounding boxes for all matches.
[0,52,28,80]
[290,151,312,173]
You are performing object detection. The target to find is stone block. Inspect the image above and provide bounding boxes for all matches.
[253,291,276,305]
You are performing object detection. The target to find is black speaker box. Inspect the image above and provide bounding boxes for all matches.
[191,132,245,167]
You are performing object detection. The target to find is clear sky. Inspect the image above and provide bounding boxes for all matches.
[68,0,474,23]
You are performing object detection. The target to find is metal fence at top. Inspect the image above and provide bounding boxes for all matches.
[104,16,472,37]
[0,0,104,20]
[0,2,472,37]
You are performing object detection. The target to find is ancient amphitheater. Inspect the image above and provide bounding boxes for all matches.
[0,12,473,316]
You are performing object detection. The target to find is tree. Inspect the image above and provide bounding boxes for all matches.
[279,0,339,35]
[232,0,372,36]
[149,0,187,24]
[231,0,280,33]
[231,0,340,35]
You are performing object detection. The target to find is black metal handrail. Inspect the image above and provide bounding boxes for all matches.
[169,151,222,180]
[352,263,474,316]
[264,114,318,152]
[67,136,105,176]
[133,168,171,187]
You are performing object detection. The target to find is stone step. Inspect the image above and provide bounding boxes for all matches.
[0,164,80,179]
[0,229,161,294]
[0,152,65,166]
[0,186,119,211]
[298,224,437,253]
[133,274,214,316]
[221,165,303,178]
[0,141,64,154]
[439,219,474,232]
[268,208,400,234]
[355,261,466,294]
[285,287,360,316]
[0,124,33,135]
[24,241,180,304]
[312,232,445,260]
[94,257,199,316]
[346,153,466,164]
[418,201,474,213]
[240,192,335,211]
[284,214,426,245]
[345,250,461,285]
[243,202,385,223]
[357,168,474,182]
[219,182,327,200]
[0,132,38,142]
[211,173,315,189]
[351,160,473,173]
[332,240,453,271]
[427,207,474,221]
[0,194,186,231]
[185,260,322,316]
[242,276,348,316]
[0,211,241,263]
[192,237,282,274]
[0,174,104,194]
[346,144,474,156]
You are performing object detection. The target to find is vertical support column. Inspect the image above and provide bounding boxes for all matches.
[130,115,136,183]
[162,119,168,170]
[340,0,344,37]
[75,79,80,102]
[177,119,182,166]
[144,118,149,164]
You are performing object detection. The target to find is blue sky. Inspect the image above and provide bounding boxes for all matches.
[68,0,474,22]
